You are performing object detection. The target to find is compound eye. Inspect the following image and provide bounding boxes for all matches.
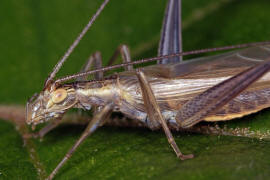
[51,88,67,104]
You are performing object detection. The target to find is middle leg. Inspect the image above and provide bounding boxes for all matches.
[107,44,133,71]
[136,69,193,160]
[47,103,113,180]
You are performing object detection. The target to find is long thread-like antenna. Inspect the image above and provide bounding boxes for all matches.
[44,0,110,88]
[55,41,270,84]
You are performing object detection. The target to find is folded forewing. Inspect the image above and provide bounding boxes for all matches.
[143,45,270,79]
[119,45,270,119]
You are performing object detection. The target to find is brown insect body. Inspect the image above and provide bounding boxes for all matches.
[28,45,270,130]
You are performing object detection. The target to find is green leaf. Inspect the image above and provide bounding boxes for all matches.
[1,0,270,179]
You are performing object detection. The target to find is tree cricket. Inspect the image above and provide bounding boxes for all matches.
[25,0,270,179]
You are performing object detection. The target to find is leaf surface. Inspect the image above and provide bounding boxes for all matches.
[1,0,270,179]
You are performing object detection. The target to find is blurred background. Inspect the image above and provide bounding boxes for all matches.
[1,0,270,179]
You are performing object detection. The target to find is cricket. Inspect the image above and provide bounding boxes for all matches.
[25,0,270,179]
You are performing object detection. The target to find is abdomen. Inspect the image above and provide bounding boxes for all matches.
[117,69,270,126]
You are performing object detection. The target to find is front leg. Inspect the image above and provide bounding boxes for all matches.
[77,51,103,81]
[136,69,193,160]
[31,117,62,140]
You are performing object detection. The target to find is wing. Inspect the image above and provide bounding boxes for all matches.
[144,45,270,79]
[119,45,270,122]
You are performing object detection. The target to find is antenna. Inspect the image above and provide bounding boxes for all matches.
[44,0,110,88]
[55,41,270,84]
